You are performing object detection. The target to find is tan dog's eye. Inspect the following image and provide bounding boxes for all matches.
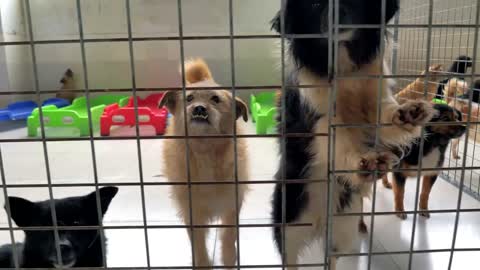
[211,95,220,103]
[187,95,194,102]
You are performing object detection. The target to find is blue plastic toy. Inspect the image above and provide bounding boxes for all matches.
[0,98,70,121]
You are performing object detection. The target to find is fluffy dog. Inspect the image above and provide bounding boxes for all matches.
[270,1,434,269]
[56,68,76,103]
[379,104,466,220]
[0,187,118,268]
[435,56,472,103]
[449,97,480,159]
[161,59,249,269]
[395,64,444,103]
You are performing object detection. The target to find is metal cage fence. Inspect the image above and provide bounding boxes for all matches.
[394,0,480,199]
[0,0,479,270]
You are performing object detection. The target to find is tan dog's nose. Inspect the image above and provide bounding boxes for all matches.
[193,105,207,116]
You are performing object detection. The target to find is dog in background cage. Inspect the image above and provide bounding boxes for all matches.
[436,55,473,102]
[56,68,77,103]
[270,0,435,269]
[0,186,118,268]
[448,82,480,159]
[160,59,249,269]
[375,104,466,220]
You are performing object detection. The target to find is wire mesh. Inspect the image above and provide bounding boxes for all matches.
[0,0,479,270]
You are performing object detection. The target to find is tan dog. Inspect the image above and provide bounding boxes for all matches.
[395,64,444,103]
[56,68,76,102]
[161,59,249,269]
[448,99,480,159]
[443,78,469,104]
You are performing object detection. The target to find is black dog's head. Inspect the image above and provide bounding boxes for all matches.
[271,0,399,75]
[448,55,473,74]
[6,186,118,268]
[428,104,466,139]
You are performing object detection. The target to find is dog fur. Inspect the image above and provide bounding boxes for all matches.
[379,104,466,220]
[270,1,435,269]
[436,56,473,100]
[0,187,118,268]
[160,59,249,269]
[56,69,76,103]
[395,64,444,103]
[449,97,480,159]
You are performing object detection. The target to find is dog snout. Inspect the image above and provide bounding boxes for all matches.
[50,239,76,267]
[60,242,73,257]
[193,105,208,116]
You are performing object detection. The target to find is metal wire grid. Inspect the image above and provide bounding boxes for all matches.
[395,0,480,199]
[0,0,479,270]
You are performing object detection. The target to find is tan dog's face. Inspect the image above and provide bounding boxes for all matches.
[160,89,248,135]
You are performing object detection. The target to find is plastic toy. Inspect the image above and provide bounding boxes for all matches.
[0,98,70,122]
[27,95,127,137]
[432,98,447,105]
[100,93,169,136]
[250,92,277,134]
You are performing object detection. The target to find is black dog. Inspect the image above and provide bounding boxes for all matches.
[0,186,118,268]
[382,104,466,219]
[270,1,435,269]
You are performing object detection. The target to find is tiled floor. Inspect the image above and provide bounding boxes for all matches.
[0,121,479,269]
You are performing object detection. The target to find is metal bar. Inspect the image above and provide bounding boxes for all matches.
[448,0,480,268]
[227,1,241,269]
[3,72,480,94]
[124,0,152,268]
[325,0,337,268]
[367,0,388,268]
[74,0,108,267]
[1,23,480,45]
[391,13,400,74]
[175,0,197,268]
[23,0,63,268]
[0,145,20,269]
[406,1,435,269]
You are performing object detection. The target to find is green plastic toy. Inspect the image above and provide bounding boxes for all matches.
[432,98,447,105]
[28,95,127,137]
[250,92,277,134]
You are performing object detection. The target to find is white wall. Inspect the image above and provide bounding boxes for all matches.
[1,0,281,105]
[0,0,35,106]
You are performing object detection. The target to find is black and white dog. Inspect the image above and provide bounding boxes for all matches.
[271,1,434,269]
[0,187,118,268]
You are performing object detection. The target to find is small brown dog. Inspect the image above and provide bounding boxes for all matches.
[56,68,76,102]
[161,59,249,269]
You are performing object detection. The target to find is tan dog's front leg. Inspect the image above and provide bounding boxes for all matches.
[221,211,238,269]
[182,211,212,269]
[451,138,461,159]
[188,228,211,268]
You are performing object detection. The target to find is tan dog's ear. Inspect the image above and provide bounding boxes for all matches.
[159,91,178,113]
[235,97,249,122]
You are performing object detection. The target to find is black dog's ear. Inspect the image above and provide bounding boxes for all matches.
[385,0,400,23]
[6,197,38,227]
[271,11,281,33]
[85,186,119,216]
[159,91,178,114]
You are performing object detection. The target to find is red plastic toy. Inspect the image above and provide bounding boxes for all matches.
[100,93,168,136]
